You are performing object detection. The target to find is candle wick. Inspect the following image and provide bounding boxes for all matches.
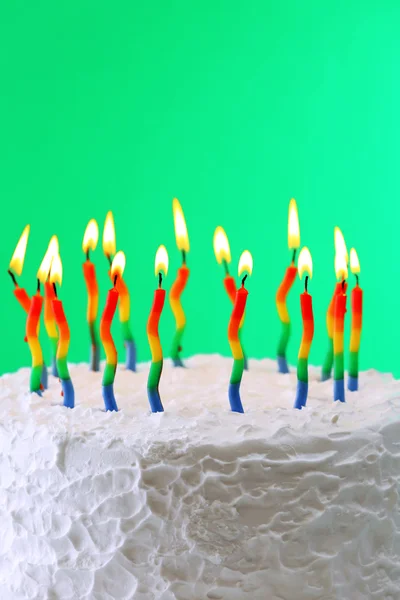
[181,249,186,265]
[292,248,297,264]
[355,274,359,286]
[37,279,41,294]
[158,272,162,288]
[86,249,90,261]
[114,274,118,287]
[107,254,112,267]
[342,278,346,291]
[305,275,309,293]
[223,259,229,276]
[8,269,17,287]
[242,274,248,287]
[53,282,58,298]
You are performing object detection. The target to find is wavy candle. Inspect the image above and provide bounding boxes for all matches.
[100,251,125,412]
[102,211,136,371]
[348,248,363,391]
[49,251,75,409]
[82,219,100,371]
[213,226,247,370]
[147,245,168,413]
[26,286,44,395]
[333,253,348,403]
[294,248,314,409]
[228,251,253,413]
[170,198,190,367]
[276,199,300,373]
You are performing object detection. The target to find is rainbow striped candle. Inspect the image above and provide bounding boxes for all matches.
[276,199,300,373]
[26,287,44,395]
[100,251,125,412]
[103,211,136,371]
[348,248,363,391]
[147,245,168,413]
[333,253,348,403]
[294,248,314,410]
[49,251,75,409]
[170,198,190,367]
[83,219,100,371]
[228,250,253,413]
[213,226,248,370]
[44,282,59,376]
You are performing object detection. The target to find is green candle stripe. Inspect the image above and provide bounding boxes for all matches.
[171,326,184,360]
[334,352,344,381]
[148,360,163,390]
[277,322,291,358]
[322,339,334,379]
[56,357,70,381]
[297,357,308,383]
[102,363,116,387]
[30,365,42,393]
[230,357,244,386]
[349,351,359,379]
[121,320,134,342]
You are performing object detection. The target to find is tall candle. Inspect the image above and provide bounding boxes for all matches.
[170,198,190,367]
[348,248,363,391]
[276,199,300,373]
[147,245,168,413]
[294,248,314,409]
[102,211,136,371]
[213,226,247,370]
[49,251,75,409]
[228,250,253,413]
[333,253,348,403]
[82,219,100,371]
[26,284,44,395]
[100,251,125,411]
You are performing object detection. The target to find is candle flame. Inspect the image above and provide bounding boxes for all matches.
[103,211,116,258]
[37,235,59,283]
[111,251,126,280]
[288,199,300,249]
[49,252,63,287]
[335,252,348,281]
[350,248,360,274]
[83,219,99,253]
[213,226,231,264]
[298,247,313,280]
[9,225,30,276]
[172,198,189,252]
[334,227,348,265]
[155,245,169,277]
[238,250,253,277]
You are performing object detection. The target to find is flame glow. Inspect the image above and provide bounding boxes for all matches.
[155,245,169,277]
[172,198,189,252]
[49,252,63,287]
[350,248,360,274]
[213,226,231,264]
[335,252,348,281]
[9,225,30,276]
[103,211,116,257]
[111,251,126,280]
[288,199,300,249]
[37,236,59,283]
[83,219,99,253]
[238,250,253,278]
[298,247,313,280]
[334,227,348,264]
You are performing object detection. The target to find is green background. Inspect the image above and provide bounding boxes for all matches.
[0,1,395,376]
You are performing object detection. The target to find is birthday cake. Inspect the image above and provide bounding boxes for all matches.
[0,355,399,600]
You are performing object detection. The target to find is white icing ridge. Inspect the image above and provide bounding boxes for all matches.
[0,355,399,599]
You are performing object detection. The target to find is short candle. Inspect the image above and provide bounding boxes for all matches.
[333,252,348,403]
[26,280,44,395]
[39,236,60,378]
[294,247,314,410]
[82,219,100,371]
[348,248,363,391]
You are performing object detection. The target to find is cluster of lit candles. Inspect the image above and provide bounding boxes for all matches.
[7,198,362,413]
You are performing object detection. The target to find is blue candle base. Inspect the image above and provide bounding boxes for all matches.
[147,387,164,413]
[61,379,75,409]
[41,364,48,390]
[321,371,331,382]
[243,355,248,371]
[51,357,58,378]
[102,384,118,412]
[173,357,185,367]
[334,379,345,402]
[348,375,358,392]
[294,380,308,409]
[90,345,100,372]
[228,382,244,413]
[125,340,136,372]
[277,356,289,374]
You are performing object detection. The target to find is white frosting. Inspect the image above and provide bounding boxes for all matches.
[0,355,399,599]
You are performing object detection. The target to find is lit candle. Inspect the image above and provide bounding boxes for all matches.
[321,227,348,381]
[294,248,314,409]
[103,211,136,371]
[26,279,44,395]
[228,250,253,413]
[348,248,363,391]
[82,219,100,371]
[170,198,190,367]
[39,236,60,377]
[100,250,126,411]
[8,225,47,389]
[333,253,348,402]
[276,199,300,373]
[49,250,75,409]
[213,226,248,370]
[147,245,169,413]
